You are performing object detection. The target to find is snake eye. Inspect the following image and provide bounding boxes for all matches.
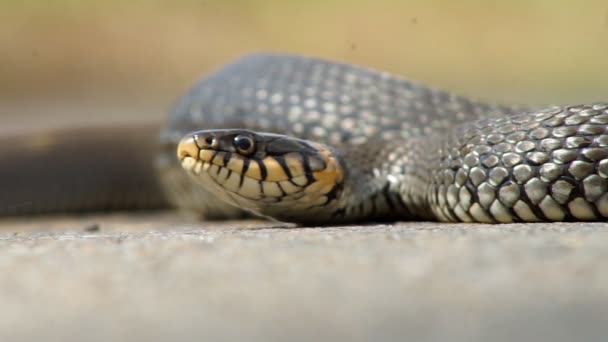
[234,135,255,155]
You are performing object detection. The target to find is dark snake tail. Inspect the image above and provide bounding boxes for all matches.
[0,125,169,215]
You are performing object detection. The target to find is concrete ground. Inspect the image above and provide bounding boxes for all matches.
[0,213,607,342]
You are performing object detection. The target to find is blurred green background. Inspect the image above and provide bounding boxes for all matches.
[2,0,608,128]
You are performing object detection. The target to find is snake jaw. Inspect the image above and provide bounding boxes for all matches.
[176,130,346,223]
[176,136,200,162]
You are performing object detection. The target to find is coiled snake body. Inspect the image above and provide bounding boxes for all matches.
[4,53,608,225]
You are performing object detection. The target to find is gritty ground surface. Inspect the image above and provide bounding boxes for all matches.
[0,213,607,342]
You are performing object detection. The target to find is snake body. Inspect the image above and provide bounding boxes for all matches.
[4,53,608,224]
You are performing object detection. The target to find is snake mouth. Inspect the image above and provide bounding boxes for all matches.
[176,129,344,217]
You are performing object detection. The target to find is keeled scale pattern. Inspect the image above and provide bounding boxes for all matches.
[429,104,608,222]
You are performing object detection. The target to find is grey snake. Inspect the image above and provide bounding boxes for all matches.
[3,53,608,225]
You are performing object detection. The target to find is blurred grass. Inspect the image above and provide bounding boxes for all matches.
[1,0,608,105]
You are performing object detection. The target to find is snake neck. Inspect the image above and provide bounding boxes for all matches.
[330,105,534,223]
[330,137,438,222]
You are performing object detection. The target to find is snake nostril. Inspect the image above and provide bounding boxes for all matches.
[176,136,200,160]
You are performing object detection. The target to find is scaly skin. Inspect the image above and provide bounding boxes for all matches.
[160,53,608,223]
[2,53,607,224]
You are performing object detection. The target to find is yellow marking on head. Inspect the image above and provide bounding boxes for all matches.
[177,136,200,160]
[181,156,197,170]
[261,181,283,197]
[212,151,227,166]
[208,164,220,175]
[310,196,329,207]
[305,180,335,196]
[214,167,231,185]
[245,160,263,180]
[291,175,308,186]
[193,161,202,174]
[284,153,305,177]
[279,180,303,194]
[262,157,289,181]
[226,155,245,174]
[187,140,343,216]
[290,195,317,210]
[223,170,242,191]
[238,177,263,199]
[199,149,215,162]
[309,147,343,195]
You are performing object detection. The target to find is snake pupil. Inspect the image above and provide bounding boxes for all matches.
[205,136,214,145]
[234,135,254,154]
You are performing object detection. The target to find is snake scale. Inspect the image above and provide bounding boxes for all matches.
[3,53,608,225]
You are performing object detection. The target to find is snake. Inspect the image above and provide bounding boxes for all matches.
[3,53,608,225]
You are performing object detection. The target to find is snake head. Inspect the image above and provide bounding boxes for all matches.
[177,129,345,223]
